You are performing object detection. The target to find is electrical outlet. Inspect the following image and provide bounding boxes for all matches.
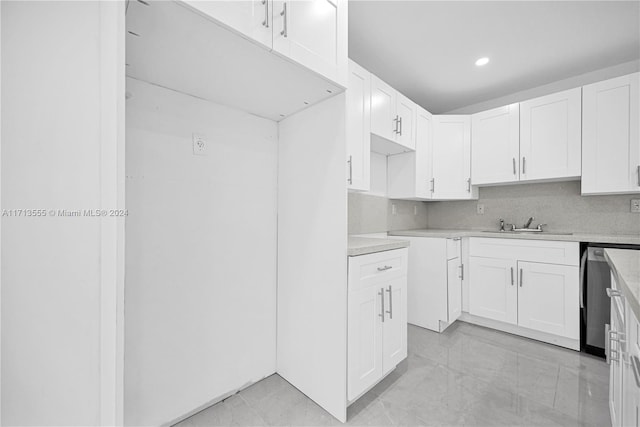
[192,133,207,156]
[631,199,640,213]
[391,204,397,215]
[477,204,485,215]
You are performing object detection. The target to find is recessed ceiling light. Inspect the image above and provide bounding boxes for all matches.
[475,57,490,67]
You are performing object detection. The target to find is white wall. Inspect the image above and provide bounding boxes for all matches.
[277,94,348,422]
[447,60,640,114]
[124,78,278,426]
[1,2,123,425]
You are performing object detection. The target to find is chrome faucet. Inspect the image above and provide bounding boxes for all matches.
[499,218,505,232]
[523,216,534,229]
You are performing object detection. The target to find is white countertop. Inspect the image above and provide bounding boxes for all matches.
[604,248,640,321]
[348,236,410,257]
[388,229,640,245]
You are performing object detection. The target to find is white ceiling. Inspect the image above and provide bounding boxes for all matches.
[349,1,640,113]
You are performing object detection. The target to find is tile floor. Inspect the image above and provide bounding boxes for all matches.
[177,322,610,426]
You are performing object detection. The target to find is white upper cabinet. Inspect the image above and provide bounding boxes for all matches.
[272,0,348,87]
[387,106,433,200]
[396,93,417,150]
[519,87,582,181]
[184,0,273,48]
[370,75,397,142]
[185,0,347,87]
[346,60,371,191]
[582,73,640,195]
[432,115,478,200]
[370,74,416,154]
[471,104,520,185]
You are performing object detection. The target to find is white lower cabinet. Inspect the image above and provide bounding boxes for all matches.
[347,249,407,402]
[403,237,462,332]
[517,261,579,338]
[467,238,580,348]
[468,257,518,325]
[608,271,640,427]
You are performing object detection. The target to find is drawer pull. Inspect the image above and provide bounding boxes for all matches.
[379,288,385,323]
[385,285,393,319]
[377,265,392,272]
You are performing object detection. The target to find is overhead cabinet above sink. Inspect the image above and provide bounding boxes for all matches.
[471,87,582,186]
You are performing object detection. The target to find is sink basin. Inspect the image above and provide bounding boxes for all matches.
[481,230,573,235]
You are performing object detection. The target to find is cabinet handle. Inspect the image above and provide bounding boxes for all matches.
[262,0,269,27]
[631,355,640,387]
[605,323,611,364]
[393,115,399,134]
[458,264,464,280]
[606,288,623,299]
[379,288,385,322]
[510,267,514,286]
[609,329,626,363]
[377,265,392,272]
[512,158,516,175]
[519,268,523,287]
[385,285,393,319]
[430,178,435,193]
[466,178,471,192]
[280,3,287,37]
[637,165,640,186]
[522,157,526,174]
[398,116,403,136]
[347,155,353,185]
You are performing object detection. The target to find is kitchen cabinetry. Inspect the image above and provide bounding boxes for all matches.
[519,87,582,181]
[272,0,347,87]
[347,249,407,401]
[471,104,520,185]
[346,60,371,191]
[185,0,348,87]
[467,238,579,348]
[387,106,433,199]
[370,74,416,154]
[432,115,478,200]
[403,237,463,332]
[582,72,640,195]
[607,270,640,427]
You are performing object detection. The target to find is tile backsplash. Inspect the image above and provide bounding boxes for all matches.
[426,181,640,235]
[348,181,640,236]
[348,192,428,235]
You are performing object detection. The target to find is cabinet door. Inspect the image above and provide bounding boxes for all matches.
[517,262,579,339]
[471,104,520,185]
[272,0,347,86]
[519,87,581,181]
[415,107,434,199]
[469,257,517,325]
[382,277,407,374]
[184,0,273,48]
[347,285,383,401]
[623,304,640,427]
[370,74,397,141]
[346,60,371,191]
[432,115,475,199]
[447,258,462,323]
[582,73,640,195]
[395,93,416,150]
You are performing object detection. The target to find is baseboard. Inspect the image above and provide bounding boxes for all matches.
[458,313,580,351]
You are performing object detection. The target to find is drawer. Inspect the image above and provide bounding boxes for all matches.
[348,248,408,292]
[446,238,461,260]
[469,237,579,266]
